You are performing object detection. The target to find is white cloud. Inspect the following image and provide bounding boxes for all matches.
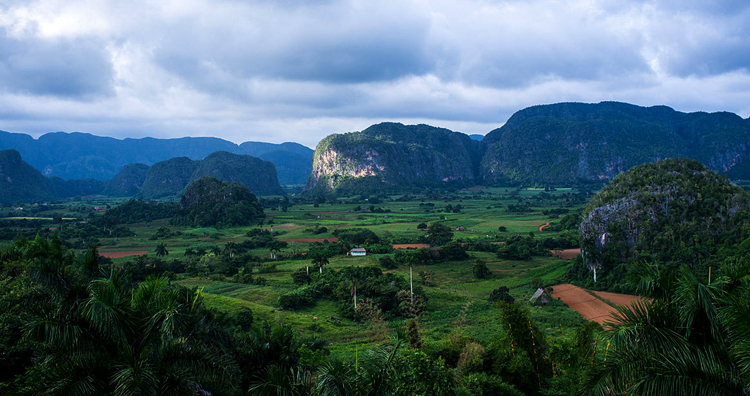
[0,0,748,148]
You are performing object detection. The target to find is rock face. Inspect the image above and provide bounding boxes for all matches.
[304,123,482,194]
[481,101,750,185]
[139,151,283,199]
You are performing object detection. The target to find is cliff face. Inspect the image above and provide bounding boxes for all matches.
[481,102,750,185]
[304,123,481,193]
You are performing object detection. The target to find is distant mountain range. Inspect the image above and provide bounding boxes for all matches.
[0,149,283,203]
[305,102,750,194]
[481,102,750,184]
[0,131,313,185]
[3,101,750,203]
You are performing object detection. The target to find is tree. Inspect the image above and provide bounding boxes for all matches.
[426,223,453,246]
[26,276,237,395]
[473,261,492,279]
[154,242,169,257]
[311,254,329,274]
[582,261,750,395]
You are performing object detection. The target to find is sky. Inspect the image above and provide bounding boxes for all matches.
[1,0,749,148]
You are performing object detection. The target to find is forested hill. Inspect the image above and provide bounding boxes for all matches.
[0,150,283,203]
[304,122,482,194]
[0,131,313,185]
[138,151,284,198]
[481,101,750,184]
[0,149,54,203]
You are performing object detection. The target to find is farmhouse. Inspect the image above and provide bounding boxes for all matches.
[349,248,367,256]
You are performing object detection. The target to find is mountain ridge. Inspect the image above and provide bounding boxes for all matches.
[0,130,313,185]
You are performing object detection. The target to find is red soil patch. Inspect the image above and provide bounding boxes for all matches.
[591,290,645,307]
[550,283,619,324]
[392,244,430,249]
[539,222,550,232]
[99,250,149,259]
[551,248,581,259]
[280,238,339,243]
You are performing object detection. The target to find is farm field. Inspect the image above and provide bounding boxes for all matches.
[0,186,596,357]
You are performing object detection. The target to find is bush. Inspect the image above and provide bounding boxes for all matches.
[472,261,492,279]
[379,256,398,270]
[488,286,515,304]
[277,285,318,310]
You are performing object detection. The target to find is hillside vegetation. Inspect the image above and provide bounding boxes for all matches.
[172,177,265,227]
[482,101,750,185]
[568,158,750,291]
[0,130,313,185]
[305,122,482,195]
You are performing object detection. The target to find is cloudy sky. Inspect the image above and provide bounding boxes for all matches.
[1,0,749,148]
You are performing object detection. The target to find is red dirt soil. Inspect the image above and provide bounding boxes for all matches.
[591,290,645,307]
[99,250,149,258]
[550,283,619,324]
[550,248,581,259]
[392,244,430,249]
[280,238,339,243]
[539,222,550,232]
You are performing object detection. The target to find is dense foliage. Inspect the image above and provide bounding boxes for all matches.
[95,199,178,224]
[172,177,265,228]
[570,158,750,292]
[482,101,750,185]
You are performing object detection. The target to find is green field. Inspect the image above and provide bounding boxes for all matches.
[0,187,589,357]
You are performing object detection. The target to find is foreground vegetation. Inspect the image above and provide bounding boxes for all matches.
[3,166,750,395]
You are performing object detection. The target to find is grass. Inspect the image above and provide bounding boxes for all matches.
[2,187,593,356]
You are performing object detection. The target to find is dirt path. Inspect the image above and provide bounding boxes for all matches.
[550,283,620,324]
[539,222,550,232]
[550,248,581,259]
[280,238,338,243]
[392,244,430,249]
[591,290,644,307]
[99,250,149,258]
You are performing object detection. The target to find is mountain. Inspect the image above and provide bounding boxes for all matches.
[304,122,482,194]
[469,134,484,141]
[104,163,151,197]
[481,101,750,185]
[139,152,283,199]
[569,158,750,292]
[140,157,199,199]
[173,177,265,228]
[0,149,54,203]
[0,131,313,185]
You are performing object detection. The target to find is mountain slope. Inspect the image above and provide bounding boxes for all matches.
[304,122,481,194]
[0,131,313,185]
[0,149,54,203]
[481,102,750,184]
[139,152,283,199]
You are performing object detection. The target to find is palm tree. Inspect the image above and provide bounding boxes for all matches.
[154,242,169,257]
[27,275,237,395]
[311,254,329,274]
[582,261,750,395]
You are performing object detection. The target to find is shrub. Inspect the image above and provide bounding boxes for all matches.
[472,261,492,279]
